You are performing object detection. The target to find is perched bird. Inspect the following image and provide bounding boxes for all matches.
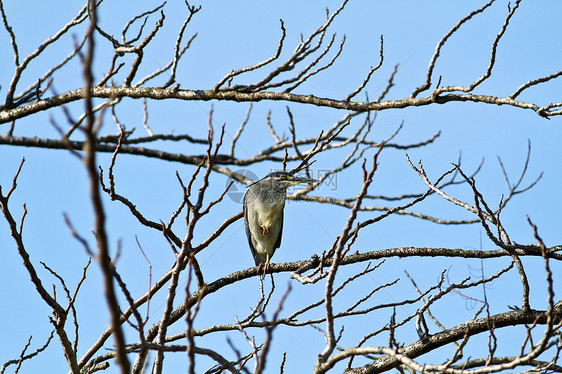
[243,171,316,268]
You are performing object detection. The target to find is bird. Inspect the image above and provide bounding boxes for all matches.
[243,171,316,270]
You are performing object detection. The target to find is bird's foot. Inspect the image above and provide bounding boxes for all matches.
[257,262,270,277]
[259,225,269,235]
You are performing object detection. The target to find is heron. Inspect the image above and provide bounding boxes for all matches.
[243,171,316,270]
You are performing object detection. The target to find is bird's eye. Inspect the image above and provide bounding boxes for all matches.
[279,174,288,180]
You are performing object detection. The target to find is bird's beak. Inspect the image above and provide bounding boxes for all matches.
[288,176,317,185]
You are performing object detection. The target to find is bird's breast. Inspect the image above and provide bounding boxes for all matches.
[256,202,283,231]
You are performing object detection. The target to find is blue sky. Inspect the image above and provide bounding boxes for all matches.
[1,1,561,373]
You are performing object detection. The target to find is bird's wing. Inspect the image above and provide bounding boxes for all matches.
[273,205,284,250]
[243,191,258,264]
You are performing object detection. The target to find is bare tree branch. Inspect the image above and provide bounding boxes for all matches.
[1,2,560,373]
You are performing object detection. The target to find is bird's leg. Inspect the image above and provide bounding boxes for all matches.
[257,254,270,277]
[257,263,265,276]
[259,225,269,235]
[256,263,269,278]
[262,261,269,277]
